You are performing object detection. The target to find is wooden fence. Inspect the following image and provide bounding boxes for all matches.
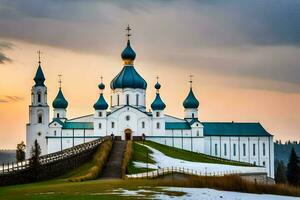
[126,166,267,179]
[0,137,109,186]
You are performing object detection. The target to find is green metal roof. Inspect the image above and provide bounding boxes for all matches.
[202,122,272,137]
[49,118,64,126]
[93,93,108,110]
[52,88,68,109]
[34,65,46,86]
[183,88,199,109]
[151,93,166,110]
[165,122,191,130]
[63,122,93,129]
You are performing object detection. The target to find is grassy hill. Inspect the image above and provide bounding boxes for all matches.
[142,141,252,166]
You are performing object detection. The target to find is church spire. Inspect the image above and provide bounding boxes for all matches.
[121,25,136,65]
[34,50,45,86]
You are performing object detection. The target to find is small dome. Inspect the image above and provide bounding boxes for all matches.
[34,65,45,86]
[151,93,166,110]
[93,94,108,110]
[155,82,161,90]
[98,82,105,90]
[183,88,199,109]
[121,40,136,61]
[110,66,147,89]
[52,88,68,109]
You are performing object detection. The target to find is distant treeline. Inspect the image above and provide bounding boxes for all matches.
[0,150,16,164]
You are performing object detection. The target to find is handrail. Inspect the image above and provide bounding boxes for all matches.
[0,137,109,175]
[126,166,267,179]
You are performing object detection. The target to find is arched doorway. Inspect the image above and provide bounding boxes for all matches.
[124,129,132,141]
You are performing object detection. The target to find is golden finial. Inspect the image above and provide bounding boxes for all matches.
[189,74,193,88]
[125,24,132,41]
[58,74,62,89]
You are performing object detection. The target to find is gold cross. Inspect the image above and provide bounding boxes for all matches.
[189,74,193,88]
[37,50,42,64]
[58,74,62,88]
[126,24,132,40]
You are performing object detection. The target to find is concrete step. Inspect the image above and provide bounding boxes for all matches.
[101,140,126,179]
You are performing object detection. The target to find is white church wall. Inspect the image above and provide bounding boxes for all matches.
[111,88,146,111]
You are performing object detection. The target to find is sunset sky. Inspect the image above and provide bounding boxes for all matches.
[0,0,300,149]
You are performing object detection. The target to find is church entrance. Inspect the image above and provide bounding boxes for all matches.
[124,129,132,141]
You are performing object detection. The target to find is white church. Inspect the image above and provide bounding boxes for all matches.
[26,30,274,178]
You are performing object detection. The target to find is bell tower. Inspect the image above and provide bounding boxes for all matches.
[26,51,49,158]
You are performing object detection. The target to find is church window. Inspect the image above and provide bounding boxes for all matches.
[99,112,102,117]
[111,122,115,128]
[99,123,102,129]
[156,112,160,117]
[253,144,256,156]
[224,143,227,156]
[37,93,41,103]
[57,113,60,118]
[243,143,246,156]
[233,143,236,156]
[54,131,57,136]
[136,94,139,106]
[37,132,41,136]
[142,121,145,129]
[262,143,266,156]
[192,113,194,118]
[156,122,160,129]
[196,130,199,136]
[263,161,265,166]
[126,115,130,121]
[38,115,42,124]
[214,144,218,156]
[126,94,129,105]
[117,95,120,106]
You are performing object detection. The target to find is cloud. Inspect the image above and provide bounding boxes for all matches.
[0,0,299,92]
[0,41,12,64]
[0,96,23,103]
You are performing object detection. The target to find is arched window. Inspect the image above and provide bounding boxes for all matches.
[99,123,102,129]
[233,143,236,156]
[99,112,102,117]
[192,113,194,118]
[136,94,139,106]
[224,143,227,156]
[38,114,42,124]
[142,121,145,129]
[126,94,129,105]
[117,94,120,106]
[156,122,160,129]
[215,144,218,156]
[37,92,41,103]
[156,112,160,117]
[243,143,246,156]
[111,122,115,128]
[263,143,266,156]
[253,144,256,156]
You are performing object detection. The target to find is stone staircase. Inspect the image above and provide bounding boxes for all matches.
[101,140,126,179]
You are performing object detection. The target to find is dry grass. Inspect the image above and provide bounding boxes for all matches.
[153,174,300,197]
[68,139,112,182]
[121,141,133,178]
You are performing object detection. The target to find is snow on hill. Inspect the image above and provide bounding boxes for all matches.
[133,143,266,175]
[112,187,299,200]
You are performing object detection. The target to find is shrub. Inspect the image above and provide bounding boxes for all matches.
[69,139,112,182]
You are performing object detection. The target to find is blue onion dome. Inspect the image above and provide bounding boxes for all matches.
[98,82,105,90]
[34,65,46,86]
[121,40,136,62]
[154,82,161,90]
[93,93,108,110]
[110,66,147,89]
[52,88,68,109]
[151,93,166,110]
[183,88,199,109]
